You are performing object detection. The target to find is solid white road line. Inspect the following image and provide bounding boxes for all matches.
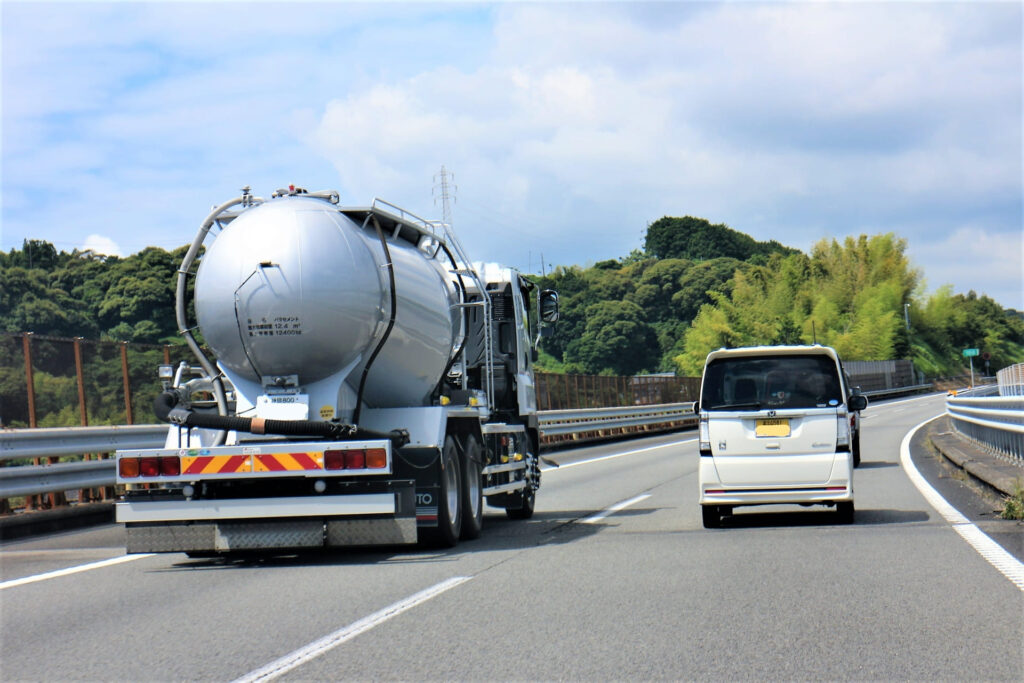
[580,494,652,524]
[0,553,155,590]
[868,392,946,409]
[900,417,1024,591]
[543,439,695,473]
[232,576,473,683]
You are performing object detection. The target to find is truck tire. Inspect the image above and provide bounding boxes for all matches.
[460,434,483,540]
[852,433,862,468]
[423,436,462,547]
[505,433,538,520]
[505,488,535,520]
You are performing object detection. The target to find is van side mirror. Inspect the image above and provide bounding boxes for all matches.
[849,394,868,411]
[539,289,559,323]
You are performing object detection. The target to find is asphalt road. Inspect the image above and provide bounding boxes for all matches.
[2,393,1022,681]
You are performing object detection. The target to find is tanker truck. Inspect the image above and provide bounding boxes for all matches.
[114,185,558,553]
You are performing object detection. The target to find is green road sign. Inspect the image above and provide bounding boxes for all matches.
[962,348,979,357]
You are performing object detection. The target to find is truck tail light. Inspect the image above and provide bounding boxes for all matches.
[366,448,387,468]
[119,456,180,478]
[119,458,140,478]
[325,449,387,470]
[140,457,160,477]
[160,456,181,476]
[324,450,346,470]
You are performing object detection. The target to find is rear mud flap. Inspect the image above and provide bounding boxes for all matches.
[416,486,440,527]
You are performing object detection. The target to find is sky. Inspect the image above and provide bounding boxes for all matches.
[2,1,1022,309]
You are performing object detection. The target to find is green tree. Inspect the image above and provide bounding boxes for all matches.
[565,300,660,375]
[676,234,927,371]
[645,216,798,262]
[672,257,745,322]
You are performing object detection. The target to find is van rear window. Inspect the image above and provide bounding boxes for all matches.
[701,354,842,411]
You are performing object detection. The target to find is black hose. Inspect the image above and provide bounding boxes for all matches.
[153,391,409,448]
[352,215,398,425]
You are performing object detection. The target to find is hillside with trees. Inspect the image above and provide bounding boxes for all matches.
[530,223,1022,377]
[2,215,1022,385]
[1,240,189,343]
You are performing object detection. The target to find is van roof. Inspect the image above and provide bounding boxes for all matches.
[705,345,841,363]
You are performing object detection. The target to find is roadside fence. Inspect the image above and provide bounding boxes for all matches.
[534,372,699,410]
[997,363,1024,397]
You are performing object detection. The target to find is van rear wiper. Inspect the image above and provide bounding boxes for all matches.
[710,402,761,411]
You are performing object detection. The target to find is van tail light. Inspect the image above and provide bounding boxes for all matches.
[699,415,712,456]
[836,414,850,451]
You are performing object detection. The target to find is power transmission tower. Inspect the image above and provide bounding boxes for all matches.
[432,166,457,225]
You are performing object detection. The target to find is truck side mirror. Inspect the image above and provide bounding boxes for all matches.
[539,289,559,323]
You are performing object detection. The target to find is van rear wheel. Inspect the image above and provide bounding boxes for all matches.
[836,501,855,524]
[701,505,721,529]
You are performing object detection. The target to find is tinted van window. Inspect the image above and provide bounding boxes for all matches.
[701,354,842,410]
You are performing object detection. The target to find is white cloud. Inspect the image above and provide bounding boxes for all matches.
[79,234,123,258]
[2,1,1020,310]
[911,225,1024,311]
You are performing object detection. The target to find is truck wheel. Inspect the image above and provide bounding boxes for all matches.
[701,505,721,529]
[424,436,462,547]
[505,488,535,520]
[460,434,483,540]
[852,433,862,468]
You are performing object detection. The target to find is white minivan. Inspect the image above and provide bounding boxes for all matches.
[697,345,868,528]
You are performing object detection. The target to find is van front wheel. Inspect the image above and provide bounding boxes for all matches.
[701,505,721,529]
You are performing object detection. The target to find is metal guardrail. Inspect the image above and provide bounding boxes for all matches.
[0,425,169,462]
[539,403,695,437]
[0,460,116,499]
[0,404,696,499]
[946,395,1024,466]
[861,383,933,399]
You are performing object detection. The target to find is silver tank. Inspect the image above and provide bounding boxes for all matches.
[194,196,460,408]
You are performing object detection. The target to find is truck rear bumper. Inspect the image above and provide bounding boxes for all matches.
[118,489,418,552]
[125,517,418,553]
[116,494,395,523]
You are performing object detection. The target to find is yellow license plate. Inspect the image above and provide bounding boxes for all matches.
[755,418,790,437]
